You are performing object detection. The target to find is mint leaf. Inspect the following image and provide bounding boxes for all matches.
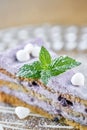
[40,70,51,85]
[17,61,41,79]
[17,46,81,85]
[39,46,51,68]
[50,56,81,76]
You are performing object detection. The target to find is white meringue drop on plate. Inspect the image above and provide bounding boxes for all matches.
[15,106,30,119]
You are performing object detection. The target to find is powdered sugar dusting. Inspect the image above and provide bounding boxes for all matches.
[0,103,72,130]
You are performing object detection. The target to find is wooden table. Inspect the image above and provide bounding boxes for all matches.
[0,0,87,29]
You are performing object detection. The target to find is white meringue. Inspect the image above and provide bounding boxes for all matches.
[15,106,30,119]
[24,43,33,54]
[31,46,41,57]
[71,72,85,86]
[16,49,30,62]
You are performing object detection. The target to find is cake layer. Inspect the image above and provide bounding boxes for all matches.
[0,91,87,130]
[1,66,87,106]
[0,39,87,102]
[47,70,87,101]
[0,87,87,125]
[0,38,56,75]
[0,77,87,126]
[0,91,53,119]
[0,86,57,115]
[0,71,87,118]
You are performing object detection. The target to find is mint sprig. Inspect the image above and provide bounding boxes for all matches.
[17,46,81,84]
[39,46,51,69]
[40,70,51,85]
[50,56,81,76]
[17,61,41,79]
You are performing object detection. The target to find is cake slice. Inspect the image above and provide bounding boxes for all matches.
[0,39,87,130]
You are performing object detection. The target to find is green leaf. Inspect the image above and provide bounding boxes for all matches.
[39,46,51,68]
[40,70,51,85]
[17,61,42,79]
[50,56,81,76]
[17,46,81,85]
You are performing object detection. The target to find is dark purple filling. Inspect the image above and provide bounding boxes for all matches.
[53,117,59,122]
[66,100,73,106]
[85,108,87,113]
[32,81,38,86]
[61,99,68,107]
[28,82,33,87]
[58,95,73,107]
[58,95,63,101]
[30,97,34,102]
[56,109,61,114]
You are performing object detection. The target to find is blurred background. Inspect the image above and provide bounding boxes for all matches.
[0,0,87,52]
[1,1,87,129]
